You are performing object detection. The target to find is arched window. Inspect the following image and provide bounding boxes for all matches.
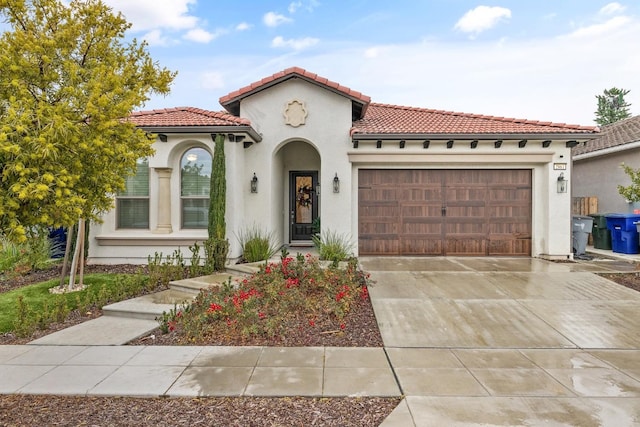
[181,147,212,229]
[116,158,149,229]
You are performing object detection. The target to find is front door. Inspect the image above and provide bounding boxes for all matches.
[290,171,318,242]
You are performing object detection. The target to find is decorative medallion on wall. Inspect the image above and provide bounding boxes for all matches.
[284,99,308,127]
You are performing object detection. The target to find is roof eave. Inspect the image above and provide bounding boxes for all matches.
[350,132,600,141]
[138,125,262,143]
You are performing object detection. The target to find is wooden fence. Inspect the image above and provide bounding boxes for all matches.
[572,196,598,216]
[572,196,598,245]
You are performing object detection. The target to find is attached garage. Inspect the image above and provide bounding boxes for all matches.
[358,169,532,256]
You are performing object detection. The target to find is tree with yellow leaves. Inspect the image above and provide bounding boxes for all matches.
[0,0,176,243]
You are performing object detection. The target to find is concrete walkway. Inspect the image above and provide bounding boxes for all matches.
[1,254,640,426]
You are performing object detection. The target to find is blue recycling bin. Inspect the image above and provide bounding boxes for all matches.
[605,214,640,254]
[48,227,67,258]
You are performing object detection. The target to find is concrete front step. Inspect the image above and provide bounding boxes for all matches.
[28,316,159,346]
[169,272,245,295]
[102,289,194,321]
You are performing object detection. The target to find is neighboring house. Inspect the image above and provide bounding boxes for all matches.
[573,115,640,213]
[88,67,599,264]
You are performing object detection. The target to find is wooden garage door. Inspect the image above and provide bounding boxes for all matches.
[358,169,531,256]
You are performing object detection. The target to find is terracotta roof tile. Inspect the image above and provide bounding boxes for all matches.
[127,107,250,127]
[351,103,598,135]
[572,115,640,155]
[219,67,371,107]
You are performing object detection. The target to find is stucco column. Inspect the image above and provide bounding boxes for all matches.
[153,167,173,234]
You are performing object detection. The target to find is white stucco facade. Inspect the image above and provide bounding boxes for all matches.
[88,68,595,264]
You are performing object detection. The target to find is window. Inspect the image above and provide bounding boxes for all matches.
[117,158,149,229]
[181,147,212,228]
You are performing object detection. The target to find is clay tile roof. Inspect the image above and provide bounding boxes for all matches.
[351,103,599,135]
[127,107,251,127]
[219,67,371,115]
[572,115,640,156]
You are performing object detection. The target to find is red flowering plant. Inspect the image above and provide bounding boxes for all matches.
[163,254,372,345]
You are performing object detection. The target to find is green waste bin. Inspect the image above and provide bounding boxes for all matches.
[590,213,612,250]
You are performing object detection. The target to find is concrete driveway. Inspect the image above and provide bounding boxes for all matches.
[360,257,640,426]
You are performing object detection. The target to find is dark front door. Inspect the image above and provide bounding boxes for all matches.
[290,171,318,242]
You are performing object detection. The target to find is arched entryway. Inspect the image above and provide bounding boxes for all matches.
[274,140,321,244]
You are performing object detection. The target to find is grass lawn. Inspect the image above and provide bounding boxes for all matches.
[0,274,140,333]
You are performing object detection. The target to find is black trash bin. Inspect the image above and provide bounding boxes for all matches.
[589,213,612,250]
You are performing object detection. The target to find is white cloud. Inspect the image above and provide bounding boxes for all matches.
[288,0,319,14]
[271,36,319,50]
[104,0,199,32]
[183,28,221,43]
[364,47,380,58]
[454,6,511,36]
[271,36,320,51]
[236,22,251,31]
[288,1,302,13]
[141,29,171,47]
[566,16,631,38]
[263,11,293,27]
[200,71,225,90]
[599,2,626,16]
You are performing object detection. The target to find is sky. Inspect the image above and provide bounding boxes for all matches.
[101,0,640,127]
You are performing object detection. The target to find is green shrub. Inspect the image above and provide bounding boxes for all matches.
[0,231,52,275]
[236,225,279,263]
[312,230,354,264]
[204,238,229,272]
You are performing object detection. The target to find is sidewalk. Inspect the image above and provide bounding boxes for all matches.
[0,345,399,398]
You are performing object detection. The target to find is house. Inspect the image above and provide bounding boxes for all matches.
[573,115,640,213]
[87,67,599,264]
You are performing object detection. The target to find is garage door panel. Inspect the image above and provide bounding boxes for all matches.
[358,169,531,256]
[490,238,531,256]
[402,238,443,255]
[445,238,487,256]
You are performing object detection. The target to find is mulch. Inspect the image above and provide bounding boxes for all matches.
[0,395,401,427]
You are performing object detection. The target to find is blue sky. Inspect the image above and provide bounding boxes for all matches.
[103,0,640,126]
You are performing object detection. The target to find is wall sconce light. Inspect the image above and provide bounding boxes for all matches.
[333,173,340,193]
[557,172,567,193]
[250,173,258,193]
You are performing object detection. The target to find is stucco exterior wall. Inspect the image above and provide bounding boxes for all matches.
[238,79,354,252]
[573,149,640,214]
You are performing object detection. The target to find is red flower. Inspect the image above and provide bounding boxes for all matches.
[259,312,266,319]
[360,286,369,300]
[208,303,223,313]
[308,319,315,327]
[340,323,346,330]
